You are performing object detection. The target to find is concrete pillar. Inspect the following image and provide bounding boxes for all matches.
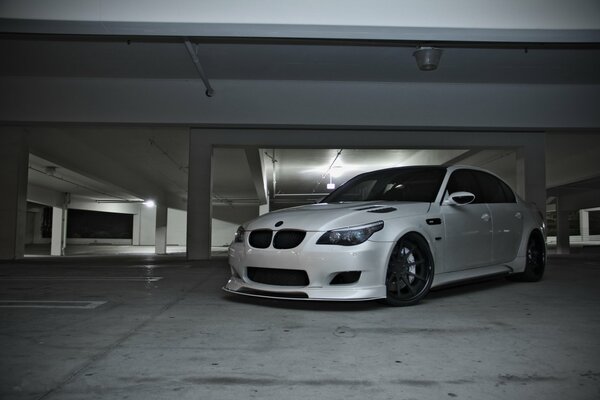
[580,210,590,242]
[556,198,571,254]
[259,202,270,216]
[516,139,546,216]
[0,132,29,260]
[132,211,141,245]
[155,205,168,255]
[187,134,213,260]
[51,206,67,256]
[50,193,70,256]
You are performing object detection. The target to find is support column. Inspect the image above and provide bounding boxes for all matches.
[0,132,29,260]
[556,206,571,254]
[187,134,213,260]
[516,138,547,216]
[132,211,141,246]
[51,193,70,256]
[155,205,168,255]
[259,202,270,216]
[580,210,590,243]
[50,207,65,256]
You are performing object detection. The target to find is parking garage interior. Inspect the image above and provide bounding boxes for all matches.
[1,2,600,399]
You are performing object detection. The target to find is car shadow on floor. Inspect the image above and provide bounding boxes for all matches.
[427,275,515,300]
[221,292,383,312]
[221,275,517,311]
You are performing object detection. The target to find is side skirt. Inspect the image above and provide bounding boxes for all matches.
[432,265,513,289]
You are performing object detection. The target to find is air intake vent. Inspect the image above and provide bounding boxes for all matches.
[249,230,273,248]
[247,267,309,286]
[330,271,362,285]
[273,230,306,249]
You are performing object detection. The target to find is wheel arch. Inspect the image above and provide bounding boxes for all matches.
[509,227,546,273]
[381,229,436,306]
[387,230,436,271]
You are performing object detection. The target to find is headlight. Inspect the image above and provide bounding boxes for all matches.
[234,226,245,243]
[317,221,384,246]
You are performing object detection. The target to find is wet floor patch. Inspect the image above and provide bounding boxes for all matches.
[0,300,107,309]
[496,374,562,386]
[182,376,373,386]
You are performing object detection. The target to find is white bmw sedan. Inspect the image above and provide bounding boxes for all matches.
[224,165,546,306]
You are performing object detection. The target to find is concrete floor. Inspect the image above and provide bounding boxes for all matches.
[24,244,188,257]
[24,244,230,258]
[1,254,599,400]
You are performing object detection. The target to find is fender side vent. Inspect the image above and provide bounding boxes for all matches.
[368,207,397,213]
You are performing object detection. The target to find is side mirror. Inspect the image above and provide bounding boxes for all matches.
[444,191,476,206]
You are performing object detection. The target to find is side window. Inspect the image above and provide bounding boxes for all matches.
[446,170,483,204]
[473,171,516,203]
[499,179,516,203]
[473,171,506,203]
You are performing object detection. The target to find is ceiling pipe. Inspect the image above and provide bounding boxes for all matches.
[183,38,215,97]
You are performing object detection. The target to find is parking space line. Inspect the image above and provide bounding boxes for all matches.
[0,276,163,282]
[0,300,107,309]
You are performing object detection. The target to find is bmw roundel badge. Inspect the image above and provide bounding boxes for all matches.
[275,221,284,227]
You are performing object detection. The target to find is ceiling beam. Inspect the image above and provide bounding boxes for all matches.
[1,1,599,42]
[442,149,482,166]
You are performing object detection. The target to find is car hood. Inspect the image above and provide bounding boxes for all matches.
[245,201,430,232]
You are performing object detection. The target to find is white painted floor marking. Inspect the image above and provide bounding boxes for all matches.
[0,300,107,309]
[0,277,163,282]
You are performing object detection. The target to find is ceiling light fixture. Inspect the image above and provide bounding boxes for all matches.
[413,47,443,71]
[327,173,336,190]
[143,200,156,208]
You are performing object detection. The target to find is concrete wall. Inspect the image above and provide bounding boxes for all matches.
[139,205,156,246]
[167,208,187,246]
[212,219,238,248]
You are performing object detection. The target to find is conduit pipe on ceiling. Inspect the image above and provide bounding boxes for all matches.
[183,38,215,97]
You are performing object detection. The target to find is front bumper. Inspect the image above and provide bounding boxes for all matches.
[224,232,391,301]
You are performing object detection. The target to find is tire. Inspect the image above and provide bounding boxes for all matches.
[382,234,434,306]
[509,231,546,282]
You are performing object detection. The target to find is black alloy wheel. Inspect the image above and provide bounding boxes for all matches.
[510,232,546,282]
[383,234,434,306]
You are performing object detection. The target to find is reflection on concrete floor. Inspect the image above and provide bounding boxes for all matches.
[25,244,229,258]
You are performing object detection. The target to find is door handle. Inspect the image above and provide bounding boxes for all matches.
[515,212,522,219]
[481,213,491,222]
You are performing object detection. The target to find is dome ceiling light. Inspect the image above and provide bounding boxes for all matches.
[413,47,443,71]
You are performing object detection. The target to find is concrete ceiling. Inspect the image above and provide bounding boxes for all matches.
[2,31,599,214]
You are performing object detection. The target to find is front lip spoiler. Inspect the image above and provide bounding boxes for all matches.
[222,286,380,302]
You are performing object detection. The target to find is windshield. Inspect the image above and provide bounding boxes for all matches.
[321,167,447,203]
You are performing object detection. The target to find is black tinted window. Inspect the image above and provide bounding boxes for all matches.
[473,171,507,203]
[446,170,483,203]
[446,170,516,204]
[499,180,516,203]
[329,179,377,202]
[323,167,446,203]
